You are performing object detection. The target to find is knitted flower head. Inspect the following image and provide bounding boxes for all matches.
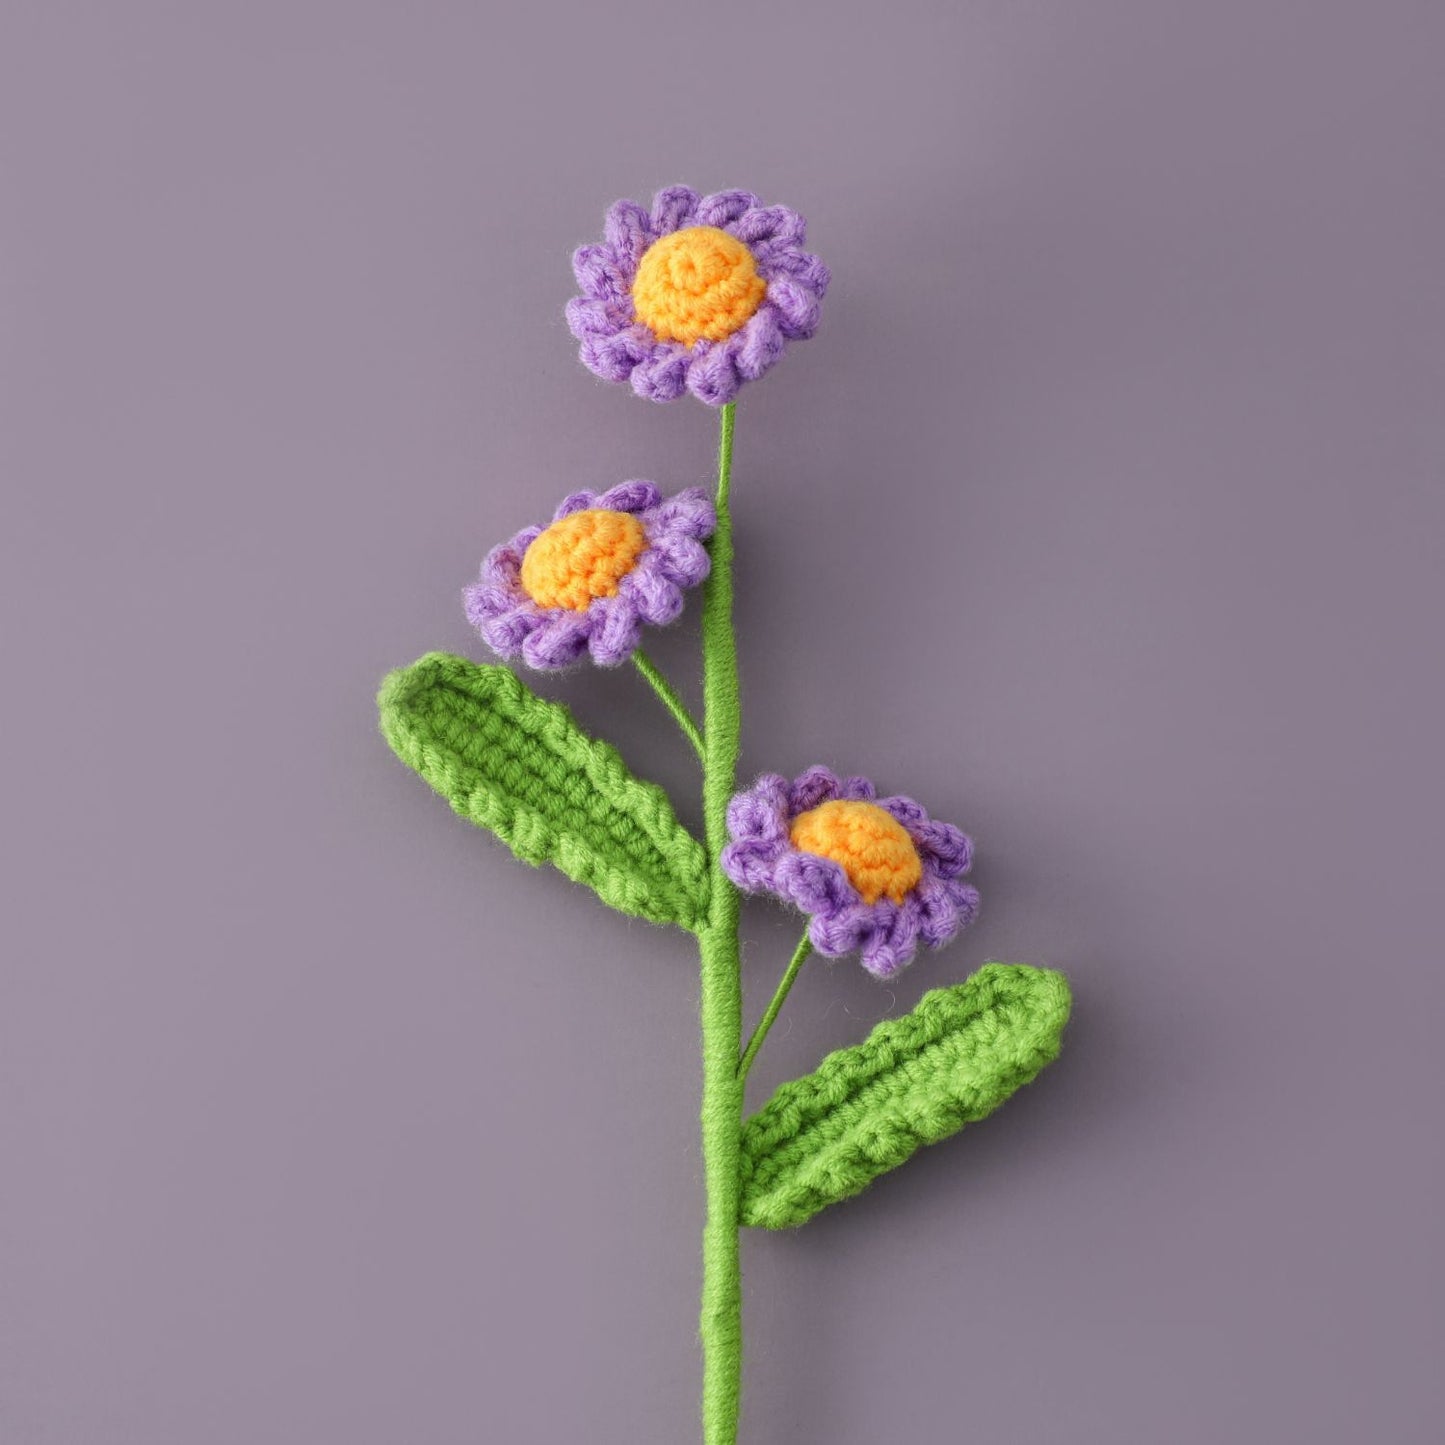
[722,767,980,979]
[463,481,715,669]
[567,186,830,406]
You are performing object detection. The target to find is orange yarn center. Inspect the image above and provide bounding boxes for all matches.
[789,800,923,906]
[520,509,648,612]
[631,226,767,346]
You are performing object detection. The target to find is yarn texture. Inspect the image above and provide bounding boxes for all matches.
[567,186,830,405]
[789,800,923,906]
[695,401,746,1442]
[738,964,1072,1229]
[723,766,980,979]
[519,508,649,611]
[378,652,709,930]
[632,227,768,346]
[464,481,715,670]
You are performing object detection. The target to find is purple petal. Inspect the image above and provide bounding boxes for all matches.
[602,198,654,269]
[838,775,878,802]
[462,580,516,627]
[647,486,716,539]
[619,564,685,627]
[809,906,871,960]
[481,538,527,587]
[766,277,822,340]
[554,489,600,517]
[650,185,699,234]
[629,346,690,402]
[697,190,760,228]
[731,204,806,247]
[727,775,789,842]
[915,877,964,948]
[856,901,921,979]
[587,597,642,666]
[686,344,742,406]
[647,533,710,588]
[579,327,651,383]
[465,587,544,656]
[787,766,843,813]
[800,255,831,295]
[597,479,661,513]
[571,244,630,304]
[754,246,831,297]
[480,609,543,657]
[520,613,591,670]
[722,837,789,892]
[565,296,629,341]
[859,938,915,980]
[775,851,855,914]
[914,819,974,877]
[734,307,786,382]
[876,793,927,825]
[944,879,981,927]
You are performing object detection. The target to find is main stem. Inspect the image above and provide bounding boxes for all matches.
[697,401,744,1445]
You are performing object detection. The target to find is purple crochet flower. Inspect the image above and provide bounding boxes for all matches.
[566,185,830,406]
[463,481,715,670]
[722,767,980,980]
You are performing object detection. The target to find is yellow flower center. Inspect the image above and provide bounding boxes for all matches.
[789,800,923,906]
[520,509,648,612]
[631,226,767,346]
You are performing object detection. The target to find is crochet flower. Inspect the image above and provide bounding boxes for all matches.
[463,481,715,669]
[566,186,830,406]
[722,767,979,980]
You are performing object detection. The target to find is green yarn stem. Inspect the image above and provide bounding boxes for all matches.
[737,933,813,1081]
[633,648,705,762]
[697,401,744,1445]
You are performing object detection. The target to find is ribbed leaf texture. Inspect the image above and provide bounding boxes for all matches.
[379,652,710,930]
[739,963,1072,1228]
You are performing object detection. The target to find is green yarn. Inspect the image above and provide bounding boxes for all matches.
[737,933,813,1081]
[632,648,705,761]
[378,652,709,930]
[695,402,746,1445]
[738,964,1072,1230]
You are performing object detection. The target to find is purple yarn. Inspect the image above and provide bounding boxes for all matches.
[462,482,715,670]
[721,766,980,980]
[566,185,830,406]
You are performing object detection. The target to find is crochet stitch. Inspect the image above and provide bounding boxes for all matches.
[464,481,715,669]
[739,964,1072,1229]
[790,799,924,906]
[632,227,768,345]
[567,186,830,405]
[519,508,648,611]
[379,652,709,929]
[722,767,980,978]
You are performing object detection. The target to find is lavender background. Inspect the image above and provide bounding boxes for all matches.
[3,4,1443,1442]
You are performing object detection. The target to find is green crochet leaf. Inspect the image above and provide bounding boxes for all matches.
[739,963,1071,1229]
[378,652,710,930]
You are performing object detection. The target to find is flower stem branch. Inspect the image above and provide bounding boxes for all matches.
[737,932,813,1081]
[632,649,705,761]
[697,401,744,1445]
